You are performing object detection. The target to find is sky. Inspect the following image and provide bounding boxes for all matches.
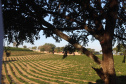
[5,30,103,52]
[24,33,102,51]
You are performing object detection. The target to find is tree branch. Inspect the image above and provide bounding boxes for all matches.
[114,34,126,40]
[41,19,102,65]
[26,0,104,42]
[37,27,84,31]
[26,0,102,65]
[53,28,102,65]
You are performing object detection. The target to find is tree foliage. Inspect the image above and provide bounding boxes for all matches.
[87,48,95,54]
[13,42,19,48]
[39,43,56,52]
[114,44,126,55]
[32,46,37,50]
[23,45,27,48]
[54,47,64,53]
[2,0,126,83]
[64,44,75,54]
[2,0,126,46]
[4,46,11,57]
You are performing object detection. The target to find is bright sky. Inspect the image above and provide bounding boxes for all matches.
[24,32,102,51]
[6,30,102,52]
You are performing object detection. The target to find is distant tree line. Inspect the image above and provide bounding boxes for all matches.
[113,44,126,63]
[38,43,56,53]
[31,46,37,50]
[54,47,64,53]
[113,44,126,55]
[38,43,100,55]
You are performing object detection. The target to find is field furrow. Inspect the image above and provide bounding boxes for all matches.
[4,53,125,84]
[23,61,96,83]
[9,63,36,84]
[19,62,77,84]
[31,61,80,77]
[5,63,23,84]
[1,64,10,84]
[13,62,58,84]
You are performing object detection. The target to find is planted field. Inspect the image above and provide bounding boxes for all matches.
[3,47,42,57]
[1,53,126,84]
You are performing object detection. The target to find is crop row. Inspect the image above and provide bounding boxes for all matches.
[2,54,96,84]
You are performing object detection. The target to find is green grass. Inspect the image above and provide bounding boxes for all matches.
[8,63,28,83]
[11,62,47,84]
[3,63,12,83]
[2,50,126,84]
[4,47,32,51]
[3,47,42,56]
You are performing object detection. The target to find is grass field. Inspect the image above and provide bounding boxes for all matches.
[3,47,42,56]
[1,51,126,84]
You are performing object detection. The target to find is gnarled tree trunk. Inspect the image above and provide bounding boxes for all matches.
[53,28,117,84]
[101,42,116,84]
[93,39,116,84]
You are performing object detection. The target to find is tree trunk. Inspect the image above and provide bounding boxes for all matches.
[63,51,67,59]
[122,55,125,63]
[101,40,116,84]
[53,28,116,84]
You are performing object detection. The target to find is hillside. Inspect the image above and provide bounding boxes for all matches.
[3,47,42,57]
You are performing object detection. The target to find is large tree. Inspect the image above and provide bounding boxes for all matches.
[2,0,126,84]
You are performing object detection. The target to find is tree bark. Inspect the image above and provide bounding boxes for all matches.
[53,27,117,84]
[122,55,125,63]
[102,47,116,84]
[100,34,116,84]
[63,51,67,59]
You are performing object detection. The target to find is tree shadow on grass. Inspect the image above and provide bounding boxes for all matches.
[2,58,17,63]
[88,75,126,84]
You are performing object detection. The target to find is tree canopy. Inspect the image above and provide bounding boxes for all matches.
[23,45,27,48]
[2,0,126,83]
[64,44,76,54]
[2,0,126,45]
[113,44,126,55]
[38,43,56,52]
[31,46,37,50]
[54,47,64,53]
